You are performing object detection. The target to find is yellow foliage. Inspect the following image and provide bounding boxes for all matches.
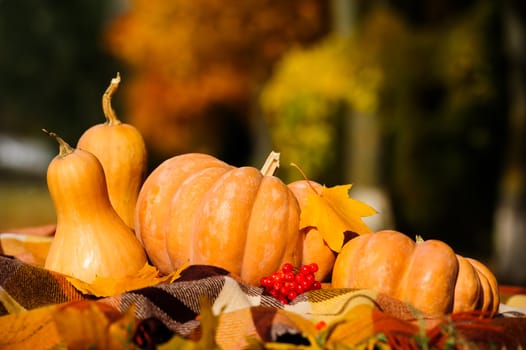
[104,0,329,155]
[67,262,188,297]
[300,184,376,252]
[259,8,411,183]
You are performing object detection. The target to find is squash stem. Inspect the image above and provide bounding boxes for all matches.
[102,72,122,126]
[260,151,280,176]
[290,162,322,196]
[42,129,74,158]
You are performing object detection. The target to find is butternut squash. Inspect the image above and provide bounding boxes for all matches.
[77,73,147,229]
[44,130,147,283]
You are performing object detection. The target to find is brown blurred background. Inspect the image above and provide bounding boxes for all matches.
[1,0,525,285]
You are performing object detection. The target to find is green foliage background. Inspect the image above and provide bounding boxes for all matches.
[0,0,119,142]
[259,2,508,258]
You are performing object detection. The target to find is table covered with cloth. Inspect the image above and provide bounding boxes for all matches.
[1,228,526,349]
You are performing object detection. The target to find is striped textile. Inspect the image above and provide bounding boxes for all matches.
[1,254,526,349]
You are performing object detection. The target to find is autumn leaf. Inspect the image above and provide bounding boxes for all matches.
[67,262,188,297]
[53,301,138,350]
[104,0,329,155]
[300,184,376,252]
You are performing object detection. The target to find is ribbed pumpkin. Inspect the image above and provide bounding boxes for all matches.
[287,180,336,282]
[331,230,499,316]
[135,152,303,285]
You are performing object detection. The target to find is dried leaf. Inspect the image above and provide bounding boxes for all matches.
[300,184,376,252]
[0,233,53,266]
[53,301,137,349]
[0,286,27,314]
[67,262,188,297]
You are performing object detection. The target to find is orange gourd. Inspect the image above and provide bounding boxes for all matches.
[77,73,147,229]
[44,131,147,283]
[287,180,336,282]
[135,152,303,285]
[331,230,499,316]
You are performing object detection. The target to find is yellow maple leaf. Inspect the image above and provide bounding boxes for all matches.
[67,262,189,297]
[300,184,376,252]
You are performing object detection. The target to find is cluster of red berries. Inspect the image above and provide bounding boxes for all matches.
[260,262,322,304]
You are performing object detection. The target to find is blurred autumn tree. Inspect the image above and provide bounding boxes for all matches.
[259,0,508,260]
[104,0,330,167]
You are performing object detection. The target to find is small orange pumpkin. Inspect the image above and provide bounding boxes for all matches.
[287,180,336,282]
[331,230,499,316]
[135,152,303,285]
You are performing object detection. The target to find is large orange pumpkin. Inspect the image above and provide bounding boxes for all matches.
[331,230,499,316]
[135,153,303,285]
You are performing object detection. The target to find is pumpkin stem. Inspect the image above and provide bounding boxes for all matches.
[260,151,280,176]
[102,72,123,126]
[290,162,322,196]
[42,129,74,158]
[415,235,425,244]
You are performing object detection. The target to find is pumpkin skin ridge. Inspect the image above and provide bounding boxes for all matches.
[284,188,303,270]
[466,257,500,316]
[397,239,459,316]
[241,176,302,284]
[191,166,263,276]
[453,255,482,313]
[165,166,232,269]
[135,153,230,272]
[331,232,370,288]
[332,230,415,296]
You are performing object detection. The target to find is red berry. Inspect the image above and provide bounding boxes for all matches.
[295,283,305,294]
[301,279,310,290]
[305,273,315,284]
[284,271,295,282]
[312,281,322,290]
[260,277,272,287]
[273,281,282,291]
[281,263,294,273]
[287,290,298,301]
[309,263,319,273]
[260,261,322,304]
[271,272,281,282]
[295,273,305,284]
[315,321,327,330]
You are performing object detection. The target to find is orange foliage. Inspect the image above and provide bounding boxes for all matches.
[104,0,329,155]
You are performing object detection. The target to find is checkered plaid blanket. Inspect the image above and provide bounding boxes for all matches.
[1,232,526,349]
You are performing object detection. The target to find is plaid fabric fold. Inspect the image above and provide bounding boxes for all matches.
[1,242,526,349]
